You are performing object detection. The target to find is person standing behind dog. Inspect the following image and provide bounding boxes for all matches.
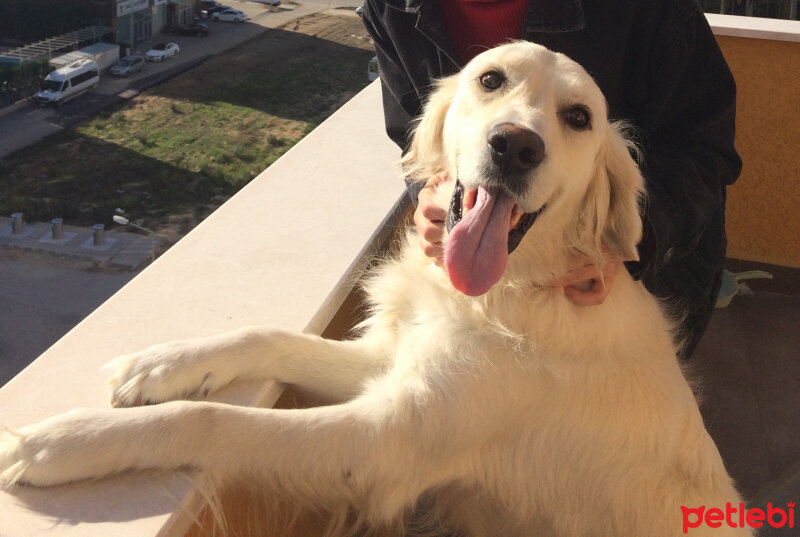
[360,0,742,358]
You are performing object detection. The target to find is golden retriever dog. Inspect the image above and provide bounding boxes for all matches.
[1,42,750,536]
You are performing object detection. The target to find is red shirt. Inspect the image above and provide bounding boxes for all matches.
[440,0,529,62]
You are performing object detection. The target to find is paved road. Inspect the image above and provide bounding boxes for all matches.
[0,0,359,158]
[0,252,137,386]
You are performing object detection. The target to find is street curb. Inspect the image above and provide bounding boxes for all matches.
[0,97,32,120]
[0,52,215,125]
[51,53,215,129]
[129,53,213,93]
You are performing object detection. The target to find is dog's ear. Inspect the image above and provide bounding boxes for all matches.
[583,122,644,262]
[401,75,459,182]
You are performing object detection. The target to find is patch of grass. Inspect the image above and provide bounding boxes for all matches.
[267,134,286,147]
[212,54,370,125]
[0,18,373,244]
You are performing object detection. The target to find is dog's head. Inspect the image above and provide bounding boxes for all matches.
[402,42,644,296]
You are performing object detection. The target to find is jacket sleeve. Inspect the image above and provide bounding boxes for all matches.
[630,0,742,280]
[361,0,448,205]
[361,0,423,152]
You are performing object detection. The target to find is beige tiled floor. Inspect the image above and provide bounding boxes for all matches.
[693,287,799,529]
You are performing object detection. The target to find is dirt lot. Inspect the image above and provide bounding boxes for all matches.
[0,12,375,247]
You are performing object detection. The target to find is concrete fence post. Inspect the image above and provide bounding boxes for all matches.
[51,218,64,240]
[92,224,105,247]
[11,213,24,234]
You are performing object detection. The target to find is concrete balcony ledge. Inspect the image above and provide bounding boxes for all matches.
[707,13,800,42]
[0,80,407,537]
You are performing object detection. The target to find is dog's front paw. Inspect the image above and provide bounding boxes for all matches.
[0,428,27,487]
[106,343,233,407]
[0,410,118,487]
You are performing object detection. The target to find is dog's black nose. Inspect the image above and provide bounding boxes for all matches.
[487,123,545,174]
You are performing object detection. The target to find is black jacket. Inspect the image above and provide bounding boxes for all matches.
[361,0,742,356]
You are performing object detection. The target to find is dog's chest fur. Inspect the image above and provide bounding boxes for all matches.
[354,236,723,536]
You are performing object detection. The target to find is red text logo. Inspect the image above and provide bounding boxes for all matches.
[681,502,795,533]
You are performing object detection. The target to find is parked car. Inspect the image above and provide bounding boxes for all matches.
[211,8,249,22]
[167,23,209,37]
[110,54,146,76]
[252,0,281,5]
[145,42,180,62]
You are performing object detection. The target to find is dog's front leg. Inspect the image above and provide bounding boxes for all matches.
[1,403,207,487]
[1,392,453,525]
[108,328,392,406]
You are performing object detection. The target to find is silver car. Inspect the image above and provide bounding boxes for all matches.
[110,55,145,76]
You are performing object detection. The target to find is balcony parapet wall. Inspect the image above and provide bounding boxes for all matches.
[0,80,406,537]
[709,15,800,268]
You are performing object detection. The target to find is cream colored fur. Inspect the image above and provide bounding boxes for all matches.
[0,42,749,536]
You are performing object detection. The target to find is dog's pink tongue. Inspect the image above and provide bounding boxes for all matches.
[445,186,514,296]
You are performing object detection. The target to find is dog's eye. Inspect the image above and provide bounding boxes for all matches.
[562,106,591,130]
[479,71,504,91]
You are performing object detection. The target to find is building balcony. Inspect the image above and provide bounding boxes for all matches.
[0,14,798,537]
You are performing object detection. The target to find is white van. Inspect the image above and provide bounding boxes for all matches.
[34,59,100,107]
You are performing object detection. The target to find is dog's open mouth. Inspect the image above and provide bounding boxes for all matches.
[444,181,543,296]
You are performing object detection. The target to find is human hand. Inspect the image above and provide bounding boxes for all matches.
[549,249,622,306]
[414,173,449,266]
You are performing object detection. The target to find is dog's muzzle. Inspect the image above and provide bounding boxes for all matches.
[446,181,544,255]
[444,122,545,254]
[441,123,547,296]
